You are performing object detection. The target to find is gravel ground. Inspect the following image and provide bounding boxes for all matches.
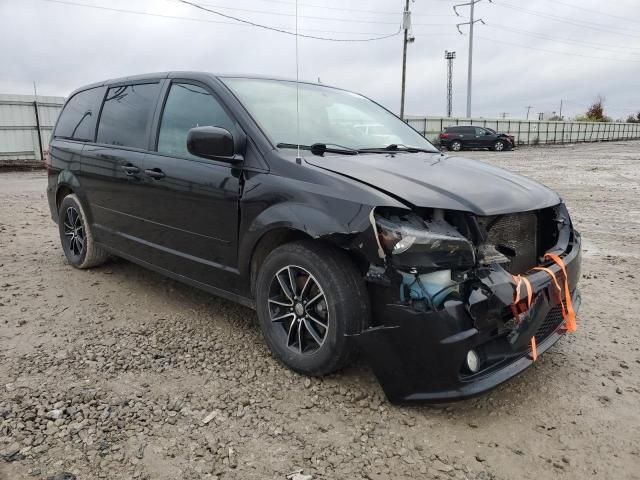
[1,141,639,480]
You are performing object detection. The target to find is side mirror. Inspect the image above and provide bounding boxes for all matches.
[187,126,236,160]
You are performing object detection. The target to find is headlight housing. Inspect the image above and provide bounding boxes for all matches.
[374,210,476,270]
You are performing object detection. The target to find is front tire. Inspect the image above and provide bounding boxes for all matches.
[255,241,369,376]
[58,194,109,269]
[449,140,462,152]
[493,140,506,151]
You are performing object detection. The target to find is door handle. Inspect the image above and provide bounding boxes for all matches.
[144,168,166,180]
[122,165,140,175]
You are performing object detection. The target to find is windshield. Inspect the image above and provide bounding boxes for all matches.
[222,78,438,152]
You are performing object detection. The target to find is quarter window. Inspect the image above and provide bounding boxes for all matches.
[96,83,160,149]
[157,83,235,160]
[54,87,105,141]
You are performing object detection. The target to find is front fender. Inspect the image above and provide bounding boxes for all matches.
[238,201,374,275]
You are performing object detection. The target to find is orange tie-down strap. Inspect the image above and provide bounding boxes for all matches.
[512,253,577,361]
[511,274,538,361]
[533,253,577,333]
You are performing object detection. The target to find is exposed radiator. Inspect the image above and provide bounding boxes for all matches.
[481,212,539,274]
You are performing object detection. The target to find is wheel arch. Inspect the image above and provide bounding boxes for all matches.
[56,185,74,211]
[247,227,311,297]
[54,170,93,222]
[241,202,375,296]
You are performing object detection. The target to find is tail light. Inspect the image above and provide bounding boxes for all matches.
[439,133,449,139]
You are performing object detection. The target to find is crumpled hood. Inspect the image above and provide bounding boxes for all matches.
[305,152,561,215]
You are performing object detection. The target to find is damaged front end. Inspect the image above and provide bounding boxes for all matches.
[352,203,581,404]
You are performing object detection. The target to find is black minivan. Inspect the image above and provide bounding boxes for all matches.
[47,72,581,403]
[439,125,515,152]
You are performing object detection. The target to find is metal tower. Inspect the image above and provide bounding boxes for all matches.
[445,51,456,117]
[454,0,490,118]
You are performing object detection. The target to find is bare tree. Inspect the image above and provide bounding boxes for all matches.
[576,95,611,122]
[625,112,640,123]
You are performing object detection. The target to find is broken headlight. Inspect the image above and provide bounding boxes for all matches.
[374,210,476,270]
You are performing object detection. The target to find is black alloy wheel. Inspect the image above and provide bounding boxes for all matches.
[268,265,329,355]
[62,206,85,259]
[58,194,109,269]
[255,241,370,376]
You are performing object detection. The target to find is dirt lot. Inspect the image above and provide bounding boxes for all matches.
[1,141,639,480]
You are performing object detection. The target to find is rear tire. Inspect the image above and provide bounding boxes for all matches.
[255,241,369,376]
[58,194,109,269]
[449,140,462,152]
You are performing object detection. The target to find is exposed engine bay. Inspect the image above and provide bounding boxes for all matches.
[348,202,581,403]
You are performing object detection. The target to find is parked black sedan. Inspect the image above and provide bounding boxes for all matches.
[439,126,515,152]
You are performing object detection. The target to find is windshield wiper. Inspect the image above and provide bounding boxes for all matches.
[310,143,358,156]
[276,143,358,156]
[359,144,435,154]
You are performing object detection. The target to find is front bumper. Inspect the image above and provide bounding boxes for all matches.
[353,231,582,404]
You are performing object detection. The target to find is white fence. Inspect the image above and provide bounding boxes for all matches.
[0,94,65,167]
[2,97,638,168]
[406,116,640,146]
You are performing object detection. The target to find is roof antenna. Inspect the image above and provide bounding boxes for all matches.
[295,0,302,165]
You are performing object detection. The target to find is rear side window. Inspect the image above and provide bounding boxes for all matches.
[54,87,105,141]
[157,83,235,160]
[96,83,161,149]
[446,126,461,133]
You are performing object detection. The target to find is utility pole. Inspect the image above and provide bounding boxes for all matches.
[400,0,414,120]
[445,51,456,117]
[33,81,44,162]
[454,0,490,118]
[525,106,532,120]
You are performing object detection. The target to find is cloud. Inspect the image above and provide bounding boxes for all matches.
[1,0,638,119]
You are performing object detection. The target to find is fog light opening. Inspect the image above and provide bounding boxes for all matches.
[466,349,481,374]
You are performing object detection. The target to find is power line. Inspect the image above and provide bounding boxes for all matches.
[200,0,460,18]
[209,0,403,16]
[36,0,403,40]
[178,0,459,18]
[168,0,407,25]
[475,34,640,64]
[534,0,640,26]
[483,24,640,57]
[174,0,459,27]
[176,0,402,41]
[494,1,640,39]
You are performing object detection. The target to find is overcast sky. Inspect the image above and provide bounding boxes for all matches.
[1,0,639,120]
